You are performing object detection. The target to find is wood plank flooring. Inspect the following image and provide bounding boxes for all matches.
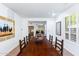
[18,38,60,56]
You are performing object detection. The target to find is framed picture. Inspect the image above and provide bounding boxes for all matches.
[56,21,61,36]
[0,16,15,42]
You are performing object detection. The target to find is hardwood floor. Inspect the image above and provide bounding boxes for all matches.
[18,38,60,56]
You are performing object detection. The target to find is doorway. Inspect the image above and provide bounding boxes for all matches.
[28,26,34,39]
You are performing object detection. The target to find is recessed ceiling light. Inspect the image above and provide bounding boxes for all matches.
[52,13,56,16]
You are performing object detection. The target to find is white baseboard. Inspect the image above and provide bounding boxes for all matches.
[6,45,20,56]
[63,48,74,56]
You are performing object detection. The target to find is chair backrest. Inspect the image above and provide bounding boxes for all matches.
[19,37,26,53]
[49,35,53,44]
[49,35,51,42]
[26,36,29,40]
[51,36,53,41]
[26,36,28,40]
[51,36,53,44]
[26,36,28,42]
[55,37,64,56]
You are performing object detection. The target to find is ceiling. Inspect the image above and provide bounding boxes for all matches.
[3,3,74,18]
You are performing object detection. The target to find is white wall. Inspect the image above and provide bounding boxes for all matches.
[56,4,79,56]
[20,18,28,38]
[46,20,56,41]
[0,4,24,55]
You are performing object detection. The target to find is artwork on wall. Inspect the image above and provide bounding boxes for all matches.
[56,21,61,36]
[0,16,15,42]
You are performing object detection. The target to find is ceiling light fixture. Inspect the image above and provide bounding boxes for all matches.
[52,13,56,16]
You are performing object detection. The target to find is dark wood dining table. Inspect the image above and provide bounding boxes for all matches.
[18,37,60,56]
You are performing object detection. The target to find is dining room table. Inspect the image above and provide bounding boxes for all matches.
[18,36,60,56]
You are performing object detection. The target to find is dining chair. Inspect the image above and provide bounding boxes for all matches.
[49,35,53,45]
[19,37,26,53]
[44,36,46,39]
[49,35,51,42]
[51,36,53,44]
[26,36,30,44]
[55,37,64,56]
[26,36,28,44]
